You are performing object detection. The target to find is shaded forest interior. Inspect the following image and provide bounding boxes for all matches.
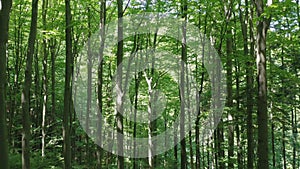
[0,0,300,168]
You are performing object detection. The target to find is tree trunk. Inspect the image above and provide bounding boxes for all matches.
[253,0,271,168]
[34,44,40,141]
[297,0,300,28]
[117,0,124,168]
[0,0,12,168]
[292,107,297,169]
[282,121,287,169]
[50,38,56,124]
[239,0,254,168]
[85,6,92,166]
[133,66,141,169]
[63,0,72,168]
[41,0,48,157]
[97,0,106,168]
[249,3,255,168]
[180,0,188,168]
[21,0,38,168]
[226,21,234,169]
[174,116,178,167]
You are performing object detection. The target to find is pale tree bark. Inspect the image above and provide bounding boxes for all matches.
[21,0,39,168]
[0,0,12,168]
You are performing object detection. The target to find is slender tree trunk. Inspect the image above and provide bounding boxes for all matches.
[249,4,256,168]
[292,107,297,169]
[282,122,287,169]
[214,132,218,169]
[195,12,207,169]
[41,0,48,157]
[63,0,72,168]
[97,0,106,168]
[117,0,124,168]
[226,21,234,169]
[33,45,41,151]
[297,0,300,28]
[21,0,38,168]
[253,0,271,168]
[235,60,243,169]
[132,33,141,169]
[280,54,287,169]
[224,2,234,168]
[239,0,254,168]
[0,0,12,168]
[34,44,40,138]
[269,50,275,168]
[9,7,22,147]
[174,116,178,167]
[133,66,141,169]
[187,63,194,169]
[180,0,188,168]
[85,6,92,166]
[50,38,56,123]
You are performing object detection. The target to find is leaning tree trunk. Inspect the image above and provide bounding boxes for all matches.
[21,0,39,168]
[0,0,12,168]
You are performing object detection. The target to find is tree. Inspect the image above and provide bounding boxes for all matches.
[239,0,254,167]
[41,0,48,157]
[0,0,12,168]
[21,0,38,168]
[180,0,188,168]
[253,0,271,168]
[2,0,300,168]
[63,0,72,168]
[116,0,124,168]
[97,0,106,168]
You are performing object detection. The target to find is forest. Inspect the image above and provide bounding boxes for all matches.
[0,0,299,168]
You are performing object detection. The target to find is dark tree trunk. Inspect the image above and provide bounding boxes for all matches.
[0,0,12,168]
[117,0,124,168]
[21,0,38,168]
[226,21,234,169]
[239,0,254,168]
[174,118,178,168]
[180,0,188,168]
[63,0,72,168]
[50,38,56,123]
[253,0,271,168]
[97,0,106,168]
[249,4,255,168]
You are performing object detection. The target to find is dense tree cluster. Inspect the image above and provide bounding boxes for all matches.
[0,0,299,168]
